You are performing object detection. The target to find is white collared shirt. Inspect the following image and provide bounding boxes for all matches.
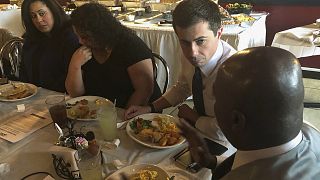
[232,131,303,170]
[199,40,223,117]
[163,40,236,140]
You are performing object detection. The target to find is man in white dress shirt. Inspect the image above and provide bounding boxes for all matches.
[208,47,320,179]
[125,0,237,164]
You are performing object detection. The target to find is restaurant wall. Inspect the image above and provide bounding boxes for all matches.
[220,0,320,46]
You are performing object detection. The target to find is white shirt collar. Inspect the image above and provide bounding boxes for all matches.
[232,131,303,170]
[200,40,223,77]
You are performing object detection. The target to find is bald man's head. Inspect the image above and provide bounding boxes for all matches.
[214,47,304,150]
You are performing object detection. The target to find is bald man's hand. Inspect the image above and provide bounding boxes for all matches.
[177,104,199,126]
[177,118,217,168]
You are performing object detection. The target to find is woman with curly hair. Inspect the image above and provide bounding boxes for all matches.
[20,0,79,92]
[66,3,162,108]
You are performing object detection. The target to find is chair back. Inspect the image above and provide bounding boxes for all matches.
[0,28,14,49]
[152,53,169,94]
[0,37,24,80]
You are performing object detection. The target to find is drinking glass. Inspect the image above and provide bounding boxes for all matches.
[45,95,67,128]
[78,151,102,180]
[98,105,117,141]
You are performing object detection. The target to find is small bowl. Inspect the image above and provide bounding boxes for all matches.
[126,14,135,22]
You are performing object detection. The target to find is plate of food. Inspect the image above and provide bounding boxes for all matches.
[126,113,185,149]
[0,82,37,102]
[66,96,113,121]
[226,3,253,15]
[106,164,170,180]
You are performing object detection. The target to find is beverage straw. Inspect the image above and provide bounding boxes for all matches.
[113,99,117,108]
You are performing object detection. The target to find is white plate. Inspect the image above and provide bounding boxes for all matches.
[126,113,185,149]
[66,96,113,121]
[157,22,172,27]
[0,82,37,102]
[250,11,268,16]
[106,164,170,180]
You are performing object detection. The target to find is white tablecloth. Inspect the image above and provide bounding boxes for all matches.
[0,9,24,37]
[0,87,212,179]
[272,23,320,58]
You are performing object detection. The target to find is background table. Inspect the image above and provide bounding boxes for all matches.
[272,23,320,58]
[0,9,24,37]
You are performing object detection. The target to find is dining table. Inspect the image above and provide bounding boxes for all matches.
[0,86,212,179]
[1,80,320,179]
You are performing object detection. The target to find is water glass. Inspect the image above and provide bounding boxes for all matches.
[98,105,117,141]
[78,151,102,180]
[45,95,67,128]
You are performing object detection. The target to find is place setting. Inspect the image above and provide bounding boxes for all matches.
[0,81,37,102]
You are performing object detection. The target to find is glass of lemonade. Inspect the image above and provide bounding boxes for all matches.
[98,104,117,141]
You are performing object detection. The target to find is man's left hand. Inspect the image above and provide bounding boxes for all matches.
[177,118,217,168]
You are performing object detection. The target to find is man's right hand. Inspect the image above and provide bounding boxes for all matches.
[124,105,151,120]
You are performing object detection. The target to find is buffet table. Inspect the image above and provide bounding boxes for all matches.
[0,87,212,179]
[272,23,320,58]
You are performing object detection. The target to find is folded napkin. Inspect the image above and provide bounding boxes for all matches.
[273,27,317,47]
[0,163,10,177]
[312,30,320,46]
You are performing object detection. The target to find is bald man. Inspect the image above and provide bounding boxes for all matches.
[211,47,320,179]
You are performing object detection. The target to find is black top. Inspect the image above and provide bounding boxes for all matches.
[20,26,79,92]
[82,34,162,108]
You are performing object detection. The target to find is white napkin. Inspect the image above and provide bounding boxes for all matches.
[273,27,315,47]
[49,146,80,179]
[312,30,320,46]
[0,163,10,177]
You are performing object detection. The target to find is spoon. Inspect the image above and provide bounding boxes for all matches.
[54,123,64,138]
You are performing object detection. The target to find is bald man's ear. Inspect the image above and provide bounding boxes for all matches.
[231,110,246,133]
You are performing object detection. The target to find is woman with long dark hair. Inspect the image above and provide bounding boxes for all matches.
[20,0,79,92]
[66,3,162,108]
